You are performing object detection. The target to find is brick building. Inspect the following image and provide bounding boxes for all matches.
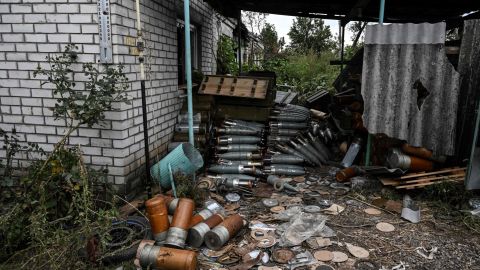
[0,0,236,197]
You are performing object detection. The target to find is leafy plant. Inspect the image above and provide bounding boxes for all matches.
[216,35,238,75]
[0,44,129,268]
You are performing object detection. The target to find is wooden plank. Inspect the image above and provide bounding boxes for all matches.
[396,178,464,189]
[380,169,466,187]
[401,172,466,185]
[398,167,465,180]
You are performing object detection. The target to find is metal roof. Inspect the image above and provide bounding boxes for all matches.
[361,23,460,156]
[205,0,480,25]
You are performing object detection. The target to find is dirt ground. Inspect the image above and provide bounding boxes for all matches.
[198,170,480,270]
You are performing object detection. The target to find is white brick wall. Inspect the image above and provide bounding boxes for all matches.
[0,0,220,198]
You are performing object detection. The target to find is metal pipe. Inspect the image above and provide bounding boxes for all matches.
[224,119,264,130]
[275,143,312,165]
[221,178,256,189]
[270,122,308,130]
[216,127,261,136]
[216,144,261,152]
[218,159,263,166]
[267,135,291,143]
[307,132,332,159]
[175,123,205,133]
[297,137,326,164]
[266,175,298,192]
[217,136,262,145]
[289,141,321,165]
[208,164,255,174]
[269,115,309,122]
[217,152,262,160]
[237,10,242,74]
[188,214,224,248]
[270,128,301,137]
[263,165,305,176]
[208,174,257,181]
[134,0,151,198]
[264,154,305,165]
[204,214,244,250]
[183,0,194,146]
[165,198,194,248]
[379,0,386,24]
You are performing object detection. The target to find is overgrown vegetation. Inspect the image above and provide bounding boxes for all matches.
[0,45,130,269]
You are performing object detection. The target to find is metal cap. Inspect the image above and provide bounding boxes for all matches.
[188,222,210,248]
[204,225,230,251]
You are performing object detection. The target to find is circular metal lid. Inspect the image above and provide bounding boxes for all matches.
[225,193,241,203]
[256,236,276,248]
[262,198,279,207]
[304,205,322,213]
[272,249,294,264]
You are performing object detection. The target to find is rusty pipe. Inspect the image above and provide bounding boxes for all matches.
[388,151,434,172]
[336,166,361,182]
[138,244,197,270]
[204,214,244,250]
[165,198,194,248]
[145,197,170,242]
[188,214,224,248]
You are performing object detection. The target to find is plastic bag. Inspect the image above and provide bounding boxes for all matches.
[278,212,327,247]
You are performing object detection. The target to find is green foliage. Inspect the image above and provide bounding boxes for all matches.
[34,44,130,128]
[260,51,338,96]
[260,23,284,60]
[0,44,128,268]
[288,17,335,54]
[216,35,238,75]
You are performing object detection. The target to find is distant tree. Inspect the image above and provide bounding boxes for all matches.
[242,11,268,67]
[260,23,284,60]
[348,21,367,48]
[288,17,335,54]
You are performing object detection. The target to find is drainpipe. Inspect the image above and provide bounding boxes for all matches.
[237,10,242,74]
[135,0,152,198]
[184,0,194,147]
[365,0,386,166]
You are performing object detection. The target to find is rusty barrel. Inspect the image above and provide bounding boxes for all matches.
[164,198,195,248]
[188,214,224,248]
[204,214,244,250]
[145,197,170,242]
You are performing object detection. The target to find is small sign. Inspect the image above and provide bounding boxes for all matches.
[97,0,112,63]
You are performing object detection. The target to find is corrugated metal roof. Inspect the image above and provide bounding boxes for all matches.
[364,23,446,44]
[361,23,461,156]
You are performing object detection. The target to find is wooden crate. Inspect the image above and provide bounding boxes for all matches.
[199,75,270,99]
[379,167,466,190]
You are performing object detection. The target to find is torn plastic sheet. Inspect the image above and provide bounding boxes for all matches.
[278,212,328,247]
[401,195,421,223]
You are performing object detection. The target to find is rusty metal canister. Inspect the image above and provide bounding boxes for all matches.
[156,194,179,215]
[165,198,195,248]
[188,214,224,248]
[401,144,433,160]
[189,209,213,228]
[336,167,360,182]
[204,214,244,250]
[138,244,197,270]
[145,197,170,242]
[388,151,434,172]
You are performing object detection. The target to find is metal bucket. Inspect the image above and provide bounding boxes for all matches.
[150,143,203,190]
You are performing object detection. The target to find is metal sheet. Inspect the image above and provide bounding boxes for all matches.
[361,23,460,156]
[364,23,446,44]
